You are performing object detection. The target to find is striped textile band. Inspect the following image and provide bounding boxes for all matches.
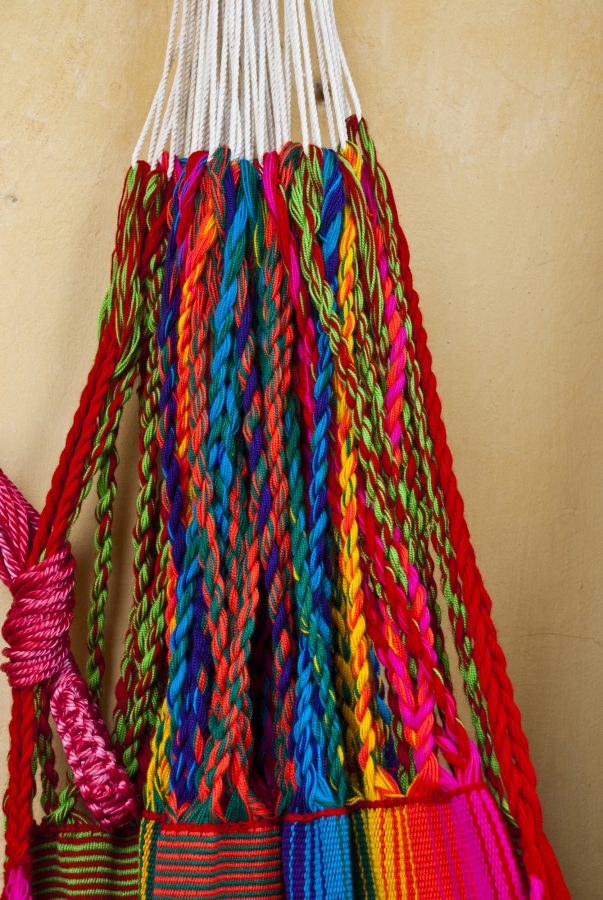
[150,820,283,899]
[30,825,139,899]
[349,784,527,900]
[282,814,353,900]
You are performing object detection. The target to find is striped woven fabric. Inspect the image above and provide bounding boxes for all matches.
[349,785,527,900]
[150,821,284,899]
[30,824,139,899]
[282,813,354,900]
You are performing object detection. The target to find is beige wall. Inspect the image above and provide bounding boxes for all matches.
[0,1,601,896]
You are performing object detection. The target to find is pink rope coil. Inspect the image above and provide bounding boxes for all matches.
[0,468,138,829]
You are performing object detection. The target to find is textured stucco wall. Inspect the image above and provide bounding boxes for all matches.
[1,1,601,895]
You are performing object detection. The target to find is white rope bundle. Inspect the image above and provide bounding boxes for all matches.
[132,0,361,166]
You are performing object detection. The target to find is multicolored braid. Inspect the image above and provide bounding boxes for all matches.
[303,153,350,804]
[318,151,360,773]
[332,150,477,784]
[287,150,471,793]
[255,152,298,812]
[321,149,393,800]
[351,117,568,896]
[352,118,502,778]
[156,161,196,806]
[197,156,255,820]
[168,155,217,807]
[349,118,497,764]
[342,147,452,708]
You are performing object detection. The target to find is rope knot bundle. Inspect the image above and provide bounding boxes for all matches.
[0,469,81,693]
[0,468,74,688]
[0,468,138,830]
[2,549,75,691]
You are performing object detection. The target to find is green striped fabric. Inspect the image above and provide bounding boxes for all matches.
[30,825,139,899]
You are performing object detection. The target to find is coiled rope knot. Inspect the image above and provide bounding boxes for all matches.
[0,468,75,689]
[2,548,75,690]
[0,469,139,829]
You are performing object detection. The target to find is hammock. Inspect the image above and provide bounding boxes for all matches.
[0,2,568,898]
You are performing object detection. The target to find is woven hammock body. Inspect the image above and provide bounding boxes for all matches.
[0,3,568,899]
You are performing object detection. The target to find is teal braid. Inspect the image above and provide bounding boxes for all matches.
[194,154,250,819]
[199,157,254,819]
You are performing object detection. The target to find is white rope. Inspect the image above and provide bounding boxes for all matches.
[207,0,220,155]
[243,0,259,159]
[269,0,287,149]
[296,0,321,146]
[285,0,309,149]
[313,0,347,145]
[132,0,362,162]
[328,0,362,123]
[191,0,210,151]
[261,0,277,153]
[185,0,202,155]
[257,0,269,157]
[308,0,336,148]
[132,0,180,165]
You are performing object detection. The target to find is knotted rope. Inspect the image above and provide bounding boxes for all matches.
[0,468,138,896]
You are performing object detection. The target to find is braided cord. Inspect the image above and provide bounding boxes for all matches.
[336,147,478,782]
[322,149,392,800]
[349,122,502,781]
[254,153,298,812]
[113,168,172,788]
[196,156,255,820]
[156,161,192,808]
[263,150,345,813]
[177,160,220,808]
[351,118,570,897]
[288,151,458,793]
[350,118,557,852]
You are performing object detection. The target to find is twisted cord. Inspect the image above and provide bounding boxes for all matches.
[53,167,165,824]
[357,149,452,695]
[86,373,136,699]
[319,151,360,774]
[187,151,240,819]
[184,185,222,804]
[353,120,502,786]
[239,164,280,804]
[163,154,215,806]
[283,392,336,814]
[37,165,154,819]
[349,148,452,717]
[343,145,458,775]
